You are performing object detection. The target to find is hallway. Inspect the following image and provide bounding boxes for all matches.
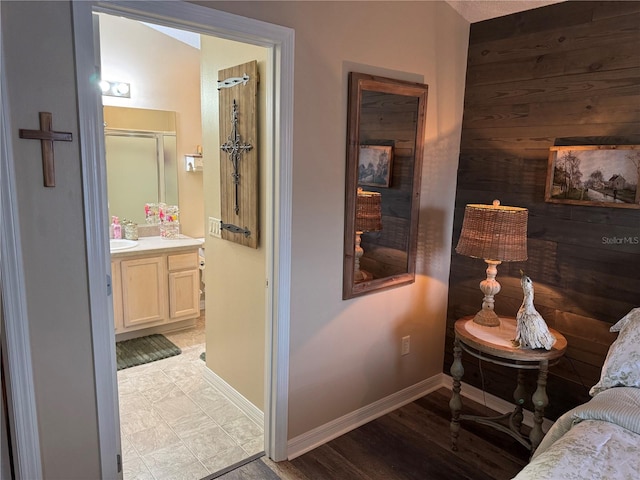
[118,316,263,480]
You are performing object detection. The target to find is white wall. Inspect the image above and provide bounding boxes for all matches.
[1,1,469,475]
[2,2,101,477]
[194,1,470,439]
[200,38,269,410]
[99,14,205,237]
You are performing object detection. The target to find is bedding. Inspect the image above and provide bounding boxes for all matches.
[590,307,640,396]
[512,387,640,480]
[513,307,640,480]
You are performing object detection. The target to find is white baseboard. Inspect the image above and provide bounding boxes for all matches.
[286,374,444,460]
[285,373,555,461]
[202,367,264,429]
[440,374,553,431]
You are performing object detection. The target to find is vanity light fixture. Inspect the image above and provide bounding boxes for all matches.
[100,80,131,98]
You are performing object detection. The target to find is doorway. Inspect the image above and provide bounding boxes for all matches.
[72,2,293,478]
[100,8,265,479]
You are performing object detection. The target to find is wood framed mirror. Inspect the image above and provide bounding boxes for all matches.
[343,72,428,299]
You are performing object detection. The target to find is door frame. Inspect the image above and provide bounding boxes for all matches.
[72,1,294,477]
[0,2,43,475]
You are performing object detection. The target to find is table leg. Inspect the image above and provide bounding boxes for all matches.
[530,359,549,452]
[512,368,526,433]
[449,337,464,451]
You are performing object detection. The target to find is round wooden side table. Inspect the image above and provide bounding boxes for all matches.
[449,316,567,454]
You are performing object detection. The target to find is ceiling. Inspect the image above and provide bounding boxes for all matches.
[137,2,567,46]
[446,0,566,23]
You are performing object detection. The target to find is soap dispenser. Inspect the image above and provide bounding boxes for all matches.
[111,216,122,239]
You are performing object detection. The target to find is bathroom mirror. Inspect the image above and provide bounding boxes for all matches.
[343,72,428,299]
[104,107,178,225]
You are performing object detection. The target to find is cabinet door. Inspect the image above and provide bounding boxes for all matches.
[168,251,198,271]
[169,269,200,319]
[121,256,167,328]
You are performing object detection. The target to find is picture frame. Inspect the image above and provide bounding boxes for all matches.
[358,145,393,188]
[545,145,640,209]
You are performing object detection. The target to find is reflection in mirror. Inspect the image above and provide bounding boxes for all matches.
[343,72,428,299]
[355,188,382,282]
[103,107,178,225]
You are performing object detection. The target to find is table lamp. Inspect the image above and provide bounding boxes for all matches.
[455,200,528,327]
[355,188,382,283]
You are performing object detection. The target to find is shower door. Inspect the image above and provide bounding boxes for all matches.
[105,130,177,225]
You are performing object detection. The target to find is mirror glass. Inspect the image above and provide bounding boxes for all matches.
[343,72,428,299]
[104,107,178,225]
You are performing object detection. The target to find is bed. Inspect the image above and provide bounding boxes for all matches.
[513,308,640,480]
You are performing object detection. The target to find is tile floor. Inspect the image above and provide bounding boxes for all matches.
[117,316,264,480]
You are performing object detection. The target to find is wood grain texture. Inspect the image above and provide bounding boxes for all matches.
[356,84,422,278]
[343,73,428,298]
[218,60,259,248]
[120,256,167,328]
[447,0,640,419]
[168,270,199,319]
[250,388,528,480]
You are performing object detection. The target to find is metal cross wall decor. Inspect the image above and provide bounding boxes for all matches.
[220,99,253,215]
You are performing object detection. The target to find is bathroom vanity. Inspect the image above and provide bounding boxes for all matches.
[110,236,203,336]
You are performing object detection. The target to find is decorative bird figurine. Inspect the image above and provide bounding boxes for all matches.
[513,271,556,350]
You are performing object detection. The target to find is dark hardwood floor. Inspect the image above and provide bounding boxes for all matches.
[218,387,530,480]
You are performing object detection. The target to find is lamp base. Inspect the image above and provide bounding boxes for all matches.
[354,231,373,283]
[354,269,373,283]
[472,259,503,327]
[472,309,501,327]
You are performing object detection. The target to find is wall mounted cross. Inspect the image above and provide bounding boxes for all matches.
[220,99,253,215]
[19,112,72,187]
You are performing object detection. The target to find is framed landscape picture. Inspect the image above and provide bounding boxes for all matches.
[545,145,640,209]
[358,145,393,188]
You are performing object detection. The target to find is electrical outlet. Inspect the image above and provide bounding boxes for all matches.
[208,217,222,238]
[401,335,410,356]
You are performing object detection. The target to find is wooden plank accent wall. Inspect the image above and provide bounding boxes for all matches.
[359,90,419,277]
[445,1,640,420]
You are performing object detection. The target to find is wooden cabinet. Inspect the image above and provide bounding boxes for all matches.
[112,248,200,335]
[121,256,167,329]
[168,252,200,320]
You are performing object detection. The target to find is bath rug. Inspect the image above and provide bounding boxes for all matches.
[116,334,181,370]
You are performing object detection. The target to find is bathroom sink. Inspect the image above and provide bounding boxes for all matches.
[109,239,138,252]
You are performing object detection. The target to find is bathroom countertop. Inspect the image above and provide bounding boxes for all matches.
[110,235,203,259]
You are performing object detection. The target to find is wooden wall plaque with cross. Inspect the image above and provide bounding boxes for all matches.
[218,60,259,248]
[19,112,72,187]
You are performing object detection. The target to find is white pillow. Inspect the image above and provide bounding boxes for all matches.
[589,308,640,397]
[610,307,640,332]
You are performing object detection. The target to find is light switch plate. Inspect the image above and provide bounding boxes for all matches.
[208,217,222,238]
[401,336,410,356]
